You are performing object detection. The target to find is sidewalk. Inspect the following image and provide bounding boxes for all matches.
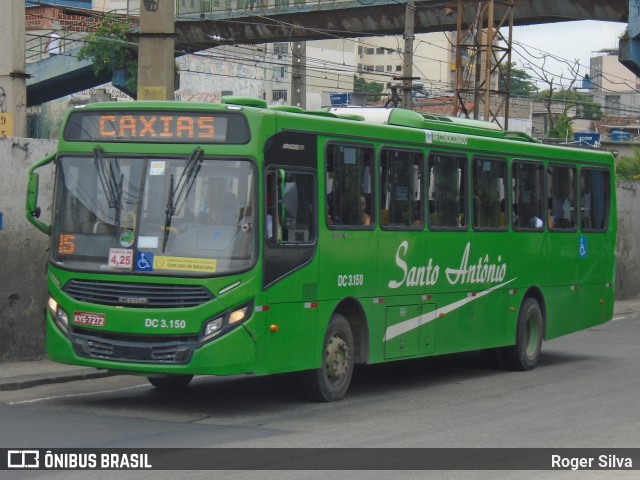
[1,299,639,392]
[0,360,110,392]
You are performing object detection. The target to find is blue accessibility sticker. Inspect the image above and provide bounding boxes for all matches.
[135,251,154,272]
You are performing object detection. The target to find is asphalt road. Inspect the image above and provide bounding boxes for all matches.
[1,309,639,480]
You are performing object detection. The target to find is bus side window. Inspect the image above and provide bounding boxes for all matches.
[580,168,610,231]
[428,153,467,229]
[266,168,315,244]
[326,143,374,228]
[548,165,577,231]
[380,148,423,228]
[512,161,544,231]
[472,157,507,230]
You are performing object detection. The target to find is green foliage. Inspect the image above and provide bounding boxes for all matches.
[498,63,537,96]
[77,14,137,95]
[616,148,640,180]
[547,112,573,139]
[353,76,384,102]
[537,88,602,120]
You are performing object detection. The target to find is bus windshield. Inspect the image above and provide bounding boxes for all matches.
[52,154,256,276]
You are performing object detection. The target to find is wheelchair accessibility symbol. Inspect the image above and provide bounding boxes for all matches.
[579,236,587,258]
[136,252,154,272]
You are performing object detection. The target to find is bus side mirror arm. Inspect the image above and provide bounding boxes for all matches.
[25,153,54,235]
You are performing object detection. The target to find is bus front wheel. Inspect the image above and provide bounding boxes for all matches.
[304,314,354,402]
[147,374,193,390]
[501,297,543,371]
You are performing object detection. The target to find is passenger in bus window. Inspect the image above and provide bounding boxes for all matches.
[360,195,371,226]
[549,172,573,229]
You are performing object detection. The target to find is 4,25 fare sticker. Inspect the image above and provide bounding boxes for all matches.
[109,248,133,270]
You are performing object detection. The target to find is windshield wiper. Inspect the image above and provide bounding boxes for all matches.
[93,146,123,228]
[162,147,204,252]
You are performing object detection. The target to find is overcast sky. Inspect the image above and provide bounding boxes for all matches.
[510,20,628,83]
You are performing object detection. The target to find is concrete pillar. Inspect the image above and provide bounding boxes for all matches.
[291,41,306,108]
[0,0,27,137]
[137,0,175,100]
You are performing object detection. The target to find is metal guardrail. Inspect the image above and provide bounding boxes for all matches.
[175,0,345,15]
[25,31,87,63]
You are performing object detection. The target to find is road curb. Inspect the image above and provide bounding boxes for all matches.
[0,369,111,392]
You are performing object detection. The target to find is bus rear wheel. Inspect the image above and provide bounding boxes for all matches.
[147,374,193,390]
[304,314,354,402]
[501,297,543,371]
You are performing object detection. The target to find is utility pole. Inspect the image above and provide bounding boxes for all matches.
[137,0,175,100]
[290,41,306,108]
[452,0,513,128]
[0,0,27,137]
[400,0,417,110]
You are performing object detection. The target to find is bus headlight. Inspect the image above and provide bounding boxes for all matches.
[229,305,249,325]
[48,297,69,335]
[202,316,224,342]
[200,302,253,345]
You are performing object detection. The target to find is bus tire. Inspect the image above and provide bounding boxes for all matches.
[501,297,543,371]
[147,374,193,390]
[304,314,354,402]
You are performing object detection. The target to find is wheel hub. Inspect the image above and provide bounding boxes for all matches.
[325,335,351,382]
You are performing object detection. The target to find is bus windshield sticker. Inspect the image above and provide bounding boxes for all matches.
[138,236,159,249]
[153,256,217,273]
[119,230,134,248]
[108,248,133,270]
[135,252,154,272]
[149,161,166,176]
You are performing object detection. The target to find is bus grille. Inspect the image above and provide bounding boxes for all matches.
[62,280,214,308]
[70,329,198,364]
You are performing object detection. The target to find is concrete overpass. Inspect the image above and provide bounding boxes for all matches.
[26,0,629,106]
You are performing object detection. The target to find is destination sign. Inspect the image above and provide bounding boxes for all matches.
[63,111,250,144]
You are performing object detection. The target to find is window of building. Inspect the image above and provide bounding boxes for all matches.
[428,153,467,229]
[276,65,287,79]
[472,157,507,230]
[386,65,393,72]
[272,90,288,102]
[274,43,288,59]
[326,144,375,228]
[548,165,577,230]
[396,65,402,72]
[380,148,423,228]
[512,161,544,231]
[375,65,384,72]
[580,168,610,231]
[376,47,385,55]
[366,47,375,55]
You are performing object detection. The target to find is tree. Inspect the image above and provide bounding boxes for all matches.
[524,55,601,138]
[498,63,537,97]
[547,112,573,139]
[616,148,640,180]
[77,14,138,97]
[353,76,384,102]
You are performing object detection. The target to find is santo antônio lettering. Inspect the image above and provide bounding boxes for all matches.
[99,114,216,139]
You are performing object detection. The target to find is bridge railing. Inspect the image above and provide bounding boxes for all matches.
[25,31,88,64]
[175,0,350,16]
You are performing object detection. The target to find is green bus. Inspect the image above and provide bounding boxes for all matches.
[26,98,616,401]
